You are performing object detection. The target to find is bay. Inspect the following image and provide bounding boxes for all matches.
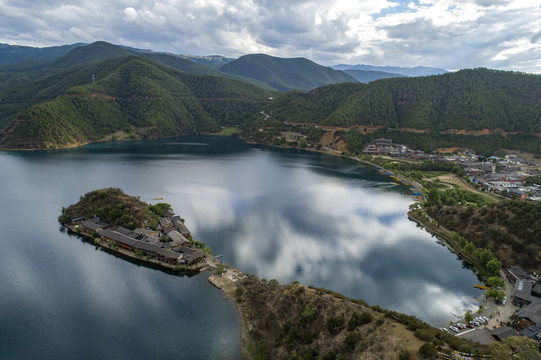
[0,135,481,358]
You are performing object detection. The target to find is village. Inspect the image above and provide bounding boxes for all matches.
[363,138,541,201]
[69,208,207,269]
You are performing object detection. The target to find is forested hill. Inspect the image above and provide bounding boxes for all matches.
[0,56,273,149]
[0,41,273,92]
[260,68,541,132]
[0,43,84,65]
[219,54,357,91]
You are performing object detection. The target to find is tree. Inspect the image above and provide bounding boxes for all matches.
[486,258,502,277]
[489,336,541,360]
[426,189,441,206]
[487,276,504,288]
[419,342,437,358]
[464,310,474,323]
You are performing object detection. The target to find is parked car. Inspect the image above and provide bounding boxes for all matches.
[450,326,460,332]
[466,323,474,328]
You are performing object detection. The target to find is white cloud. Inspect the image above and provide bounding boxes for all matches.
[0,0,540,72]
[124,7,138,22]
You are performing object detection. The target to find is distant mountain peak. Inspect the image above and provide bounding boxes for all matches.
[331,64,448,77]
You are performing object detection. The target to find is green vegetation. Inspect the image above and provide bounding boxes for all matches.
[233,275,490,359]
[425,201,541,271]
[216,127,240,136]
[0,56,273,148]
[219,53,356,92]
[59,187,164,230]
[488,336,541,360]
[261,68,541,133]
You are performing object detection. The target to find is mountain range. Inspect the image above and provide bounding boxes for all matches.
[0,40,539,151]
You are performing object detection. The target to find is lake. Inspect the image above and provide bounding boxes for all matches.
[0,135,481,359]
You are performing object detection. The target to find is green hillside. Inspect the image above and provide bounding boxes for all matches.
[0,42,134,91]
[0,56,273,149]
[0,43,83,65]
[0,42,275,92]
[258,68,541,132]
[219,54,357,91]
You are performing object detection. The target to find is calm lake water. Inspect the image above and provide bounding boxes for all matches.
[0,135,481,359]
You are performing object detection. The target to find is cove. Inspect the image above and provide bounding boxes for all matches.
[0,135,481,358]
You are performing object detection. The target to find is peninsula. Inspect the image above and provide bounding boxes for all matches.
[60,187,533,359]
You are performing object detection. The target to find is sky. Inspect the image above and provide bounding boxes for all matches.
[1,0,541,73]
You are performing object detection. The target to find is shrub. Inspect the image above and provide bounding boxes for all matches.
[326,316,345,335]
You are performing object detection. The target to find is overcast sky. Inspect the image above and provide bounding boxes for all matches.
[1,0,540,73]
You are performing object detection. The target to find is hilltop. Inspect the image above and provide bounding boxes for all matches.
[59,187,163,229]
[0,42,273,92]
[219,54,356,91]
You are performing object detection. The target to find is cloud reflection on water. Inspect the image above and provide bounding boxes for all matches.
[166,157,479,326]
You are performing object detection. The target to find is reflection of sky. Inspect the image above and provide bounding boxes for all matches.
[158,141,481,326]
[1,136,481,334]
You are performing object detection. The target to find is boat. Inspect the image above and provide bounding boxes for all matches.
[155,197,163,200]
[474,284,491,290]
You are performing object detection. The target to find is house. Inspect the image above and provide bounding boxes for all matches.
[375,138,392,147]
[166,230,190,247]
[508,266,533,283]
[157,248,182,264]
[98,229,137,251]
[159,217,172,228]
[172,219,191,237]
[490,327,520,342]
[517,303,541,326]
[133,228,156,237]
[456,328,495,344]
[133,240,162,255]
[164,209,175,217]
[512,280,541,307]
[182,251,205,264]
[112,226,136,238]
[520,324,541,343]
[80,219,109,233]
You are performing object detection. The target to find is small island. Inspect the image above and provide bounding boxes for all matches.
[59,188,209,271]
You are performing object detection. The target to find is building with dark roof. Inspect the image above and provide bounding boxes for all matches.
[512,280,541,307]
[98,229,137,251]
[182,251,205,264]
[456,328,495,345]
[80,220,108,233]
[517,303,541,326]
[490,327,519,342]
[173,220,191,237]
[133,241,162,255]
[157,248,182,264]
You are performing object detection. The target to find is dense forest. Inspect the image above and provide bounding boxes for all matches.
[261,69,541,133]
[0,41,273,92]
[219,54,356,91]
[424,201,541,271]
[0,56,273,149]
